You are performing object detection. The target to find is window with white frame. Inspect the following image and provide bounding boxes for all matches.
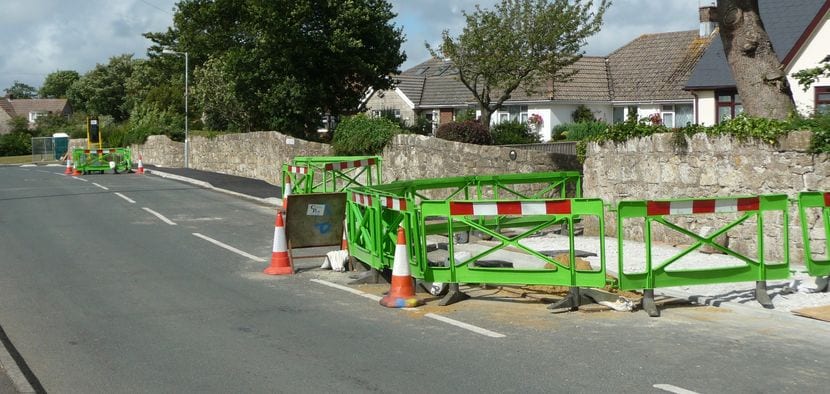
[28,111,48,124]
[495,105,528,124]
[371,108,400,120]
[658,104,693,128]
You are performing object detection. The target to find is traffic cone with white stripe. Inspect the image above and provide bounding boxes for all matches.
[282,175,292,210]
[380,227,424,308]
[263,211,293,275]
[64,157,73,174]
[72,161,82,176]
[136,154,144,175]
[341,220,348,251]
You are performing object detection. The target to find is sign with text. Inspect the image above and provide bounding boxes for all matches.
[285,192,346,248]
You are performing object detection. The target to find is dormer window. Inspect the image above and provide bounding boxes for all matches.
[28,111,48,123]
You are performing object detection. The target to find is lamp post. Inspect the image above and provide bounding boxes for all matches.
[162,49,189,168]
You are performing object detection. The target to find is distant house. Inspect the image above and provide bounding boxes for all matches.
[685,0,830,124]
[0,97,72,134]
[364,7,716,141]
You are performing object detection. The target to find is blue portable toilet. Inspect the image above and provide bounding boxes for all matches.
[53,133,69,160]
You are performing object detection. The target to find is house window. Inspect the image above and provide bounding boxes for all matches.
[661,105,675,128]
[612,107,625,123]
[495,105,528,124]
[28,111,48,123]
[658,104,693,128]
[423,110,439,134]
[716,90,743,123]
[816,86,830,114]
[371,108,400,120]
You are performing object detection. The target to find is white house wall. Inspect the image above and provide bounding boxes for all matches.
[695,91,717,126]
[787,13,830,115]
[363,90,416,125]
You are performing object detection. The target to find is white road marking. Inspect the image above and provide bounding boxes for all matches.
[72,176,88,182]
[20,164,35,167]
[654,384,700,394]
[310,279,505,338]
[114,192,136,203]
[192,233,265,262]
[424,313,506,338]
[92,182,109,190]
[310,279,382,302]
[142,207,177,225]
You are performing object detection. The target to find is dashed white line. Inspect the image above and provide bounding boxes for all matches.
[424,313,506,338]
[72,176,88,182]
[142,207,177,225]
[309,279,506,338]
[310,279,383,302]
[92,182,109,190]
[654,384,700,394]
[114,192,136,203]
[192,233,265,262]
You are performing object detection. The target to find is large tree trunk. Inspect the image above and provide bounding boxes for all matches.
[717,0,794,119]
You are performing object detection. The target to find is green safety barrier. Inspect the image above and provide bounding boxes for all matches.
[798,191,830,277]
[346,172,584,276]
[285,156,382,194]
[616,194,789,315]
[72,147,132,174]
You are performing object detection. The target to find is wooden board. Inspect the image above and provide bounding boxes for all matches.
[792,305,830,322]
[285,192,346,248]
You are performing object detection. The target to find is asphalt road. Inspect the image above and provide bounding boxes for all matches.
[1,165,830,393]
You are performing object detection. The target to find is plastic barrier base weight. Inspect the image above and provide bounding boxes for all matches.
[438,283,470,306]
[642,289,660,317]
[755,281,774,309]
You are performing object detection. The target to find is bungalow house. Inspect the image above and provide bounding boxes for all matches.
[0,97,72,134]
[364,7,717,141]
[685,0,830,124]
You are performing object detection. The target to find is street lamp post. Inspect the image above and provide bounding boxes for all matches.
[162,49,189,168]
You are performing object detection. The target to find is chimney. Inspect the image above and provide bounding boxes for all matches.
[699,5,718,37]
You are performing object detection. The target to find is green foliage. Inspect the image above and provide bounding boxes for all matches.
[792,54,830,90]
[491,120,541,144]
[454,109,477,122]
[3,81,37,99]
[705,114,793,144]
[789,111,830,153]
[571,104,594,123]
[551,124,569,140]
[559,121,608,141]
[331,114,399,155]
[436,120,493,145]
[427,0,609,126]
[128,103,186,143]
[402,115,433,135]
[146,0,405,137]
[6,116,31,135]
[0,132,32,156]
[66,54,138,121]
[39,70,80,98]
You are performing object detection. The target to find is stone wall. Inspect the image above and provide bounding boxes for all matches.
[582,131,829,262]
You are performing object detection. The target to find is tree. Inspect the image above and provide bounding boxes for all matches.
[66,54,138,121]
[39,70,80,98]
[428,0,609,128]
[717,0,794,119]
[145,0,406,138]
[792,54,830,90]
[4,81,37,99]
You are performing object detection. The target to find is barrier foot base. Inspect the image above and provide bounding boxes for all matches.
[348,268,390,285]
[642,289,660,317]
[438,283,470,306]
[816,276,829,292]
[547,287,590,313]
[755,281,775,309]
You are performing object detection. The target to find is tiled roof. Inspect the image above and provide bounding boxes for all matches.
[0,98,16,116]
[547,56,610,102]
[686,0,828,89]
[609,30,711,101]
[9,99,70,116]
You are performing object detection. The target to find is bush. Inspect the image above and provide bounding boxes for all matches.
[331,114,399,155]
[571,104,594,123]
[402,115,433,136]
[435,120,492,145]
[0,132,32,156]
[559,121,609,141]
[491,120,541,145]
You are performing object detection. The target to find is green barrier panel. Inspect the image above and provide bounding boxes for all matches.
[798,191,830,276]
[72,147,132,174]
[346,172,584,279]
[291,156,382,194]
[418,198,606,288]
[616,194,790,291]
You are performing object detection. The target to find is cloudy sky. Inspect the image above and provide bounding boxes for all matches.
[0,0,709,93]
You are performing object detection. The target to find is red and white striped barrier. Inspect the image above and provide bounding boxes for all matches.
[646,197,760,216]
[286,165,308,174]
[383,196,407,211]
[324,158,376,171]
[449,200,572,216]
[352,192,373,207]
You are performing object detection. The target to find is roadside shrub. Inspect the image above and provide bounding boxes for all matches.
[435,120,492,145]
[402,115,433,136]
[560,121,609,141]
[571,104,594,123]
[331,114,399,155]
[491,120,541,145]
[0,132,32,156]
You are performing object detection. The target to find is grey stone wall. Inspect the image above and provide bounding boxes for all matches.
[582,131,828,262]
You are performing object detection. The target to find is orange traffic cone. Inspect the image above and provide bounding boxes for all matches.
[136,154,145,175]
[282,175,292,210]
[64,158,73,174]
[380,227,424,308]
[72,161,82,176]
[341,220,348,251]
[264,211,293,275]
